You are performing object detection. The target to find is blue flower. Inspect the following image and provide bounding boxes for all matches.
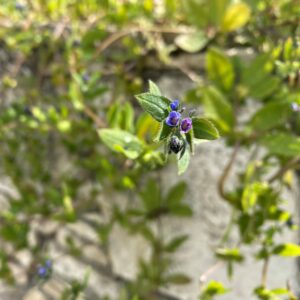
[45,260,52,269]
[166,111,181,127]
[180,118,192,133]
[37,259,53,279]
[38,266,47,278]
[170,100,179,111]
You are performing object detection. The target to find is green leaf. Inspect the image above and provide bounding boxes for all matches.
[250,101,292,131]
[175,32,208,53]
[98,129,144,159]
[201,86,234,133]
[261,133,300,157]
[241,182,268,212]
[121,102,135,132]
[221,2,251,32]
[200,281,229,299]
[178,149,190,175]
[148,80,161,96]
[169,204,193,217]
[186,129,194,154]
[135,92,170,122]
[165,234,189,252]
[166,182,187,206]
[165,273,191,285]
[140,179,161,211]
[241,54,280,99]
[182,0,210,28]
[192,117,220,140]
[208,0,231,26]
[273,243,300,257]
[206,48,235,91]
[216,248,244,262]
[154,122,173,142]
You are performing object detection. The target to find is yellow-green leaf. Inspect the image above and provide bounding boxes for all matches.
[221,3,251,32]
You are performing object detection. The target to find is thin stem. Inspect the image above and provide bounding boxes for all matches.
[199,261,224,283]
[268,156,300,183]
[84,105,106,128]
[93,26,195,57]
[218,140,241,201]
[261,256,269,286]
[219,208,236,247]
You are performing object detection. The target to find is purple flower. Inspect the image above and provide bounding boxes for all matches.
[166,111,181,127]
[38,266,47,278]
[180,118,192,133]
[291,103,300,112]
[45,260,52,269]
[170,100,179,111]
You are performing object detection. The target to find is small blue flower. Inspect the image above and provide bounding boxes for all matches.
[170,100,179,111]
[180,118,192,133]
[45,260,52,269]
[166,111,181,127]
[37,259,53,279]
[38,266,47,278]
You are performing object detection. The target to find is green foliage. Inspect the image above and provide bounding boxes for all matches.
[175,32,208,53]
[199,281,229,300]
[0,0,300,299]
[135,93,170,122]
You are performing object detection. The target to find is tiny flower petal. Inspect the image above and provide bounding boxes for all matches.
[166,111,181,127]
[180,118,192,133]
[170,99,180,111]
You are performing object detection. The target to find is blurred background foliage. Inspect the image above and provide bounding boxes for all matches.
[0,0,300,299]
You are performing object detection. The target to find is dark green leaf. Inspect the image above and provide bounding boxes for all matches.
[186,129,194,153]
[135,92,170,122]
[192,117,220,140]
[165,234,189,252]
[165,273,191,285]
[166,182,187,206]
[154,122,173,142]
[169,204,193,217]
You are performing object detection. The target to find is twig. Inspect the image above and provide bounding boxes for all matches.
[268,156,300,183]
[261,257,269,286]
[84,106,106,128]
[94,26,195,57]
[199,261,224,283]
[218,140,241,201]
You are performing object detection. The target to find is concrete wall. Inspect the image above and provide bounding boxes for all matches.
[0,72,299,300]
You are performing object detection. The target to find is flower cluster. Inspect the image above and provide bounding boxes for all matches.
[37,259,52,279]
[165,100,193,134]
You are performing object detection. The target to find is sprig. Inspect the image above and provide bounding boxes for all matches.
[135,80,220,174]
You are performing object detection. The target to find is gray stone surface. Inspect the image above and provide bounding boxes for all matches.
[0,73,299,300]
